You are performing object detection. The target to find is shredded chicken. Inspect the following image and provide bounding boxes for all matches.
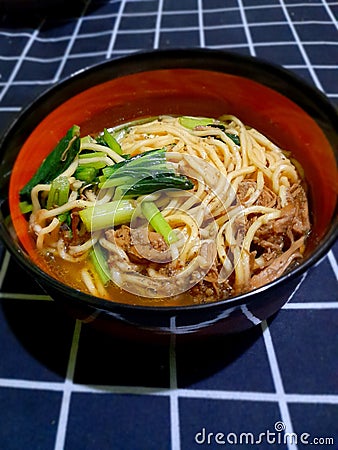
[106,225,171,264]
[250,237,305,289]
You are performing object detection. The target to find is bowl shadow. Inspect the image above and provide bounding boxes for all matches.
[0,276,275,388]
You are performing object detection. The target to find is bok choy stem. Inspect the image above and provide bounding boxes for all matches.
[90,246,110,285]
[79,199,135,232]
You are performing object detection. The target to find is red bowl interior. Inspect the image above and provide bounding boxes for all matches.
[9,68,338,277]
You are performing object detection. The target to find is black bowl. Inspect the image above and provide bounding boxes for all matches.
[0,49,337,337]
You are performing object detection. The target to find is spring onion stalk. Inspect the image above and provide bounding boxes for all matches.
[90,246,110,285]
[46,176,70,209]
[141,201,178,245]
[79,199,135,232]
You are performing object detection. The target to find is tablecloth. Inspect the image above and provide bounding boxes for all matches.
[0,1,337,449]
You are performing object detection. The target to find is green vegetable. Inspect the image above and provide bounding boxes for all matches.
[115,174,194,198]
[101,148,168,177]
[179,116,240,145]
[58,211,71,226]
[103,128,122,155]
[208,124,240,145]
[79,151,107,169]
[141,201,178,245]
[46,176,70,209]
[74,166,98,183]
[98,148,193,197]
[19,201,33,214]
[95,128,123,155]
[20,125,81,200]
[224,133,240,146]
[179,116,214,129]
[79,199,135,232]
[90,246,110,285]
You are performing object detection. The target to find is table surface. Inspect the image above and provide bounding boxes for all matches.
[0,1,337,449]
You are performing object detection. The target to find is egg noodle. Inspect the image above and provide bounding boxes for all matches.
[26,115,310,304]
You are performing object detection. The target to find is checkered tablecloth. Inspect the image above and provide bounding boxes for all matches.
[0,1,337,449]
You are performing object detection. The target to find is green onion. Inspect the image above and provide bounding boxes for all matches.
[141,201,178,245]
[46,176,70,209]
[79,199,135,232]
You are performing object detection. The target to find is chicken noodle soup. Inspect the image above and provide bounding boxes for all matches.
[19,115,310,305]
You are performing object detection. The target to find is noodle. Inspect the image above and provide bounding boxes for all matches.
[22,115,310,304]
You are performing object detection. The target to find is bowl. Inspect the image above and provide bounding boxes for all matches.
[0,49,337,337]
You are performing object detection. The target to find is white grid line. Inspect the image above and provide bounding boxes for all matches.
[262,321,297,450]
[283,301,338,309]
[0,377,337,404]
[0,24,42,103]
[169,322,180,450]
[153,0,164,49]
[52,1,90,82]
[0,42,337,65]
[328,250,338,281]
[54,320,82,450]
[198,0,205,47]
[0,251,10,290]
[283,272,308,304]
[106,0,127,59]
[322,0,338,32]
[280,0,324,91]
[237,0,256,56]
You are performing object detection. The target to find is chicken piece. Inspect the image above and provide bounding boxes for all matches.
[250,237,305,289]
[105,225,171,264]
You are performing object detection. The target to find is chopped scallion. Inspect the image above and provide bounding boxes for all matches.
[141,201,178,245]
